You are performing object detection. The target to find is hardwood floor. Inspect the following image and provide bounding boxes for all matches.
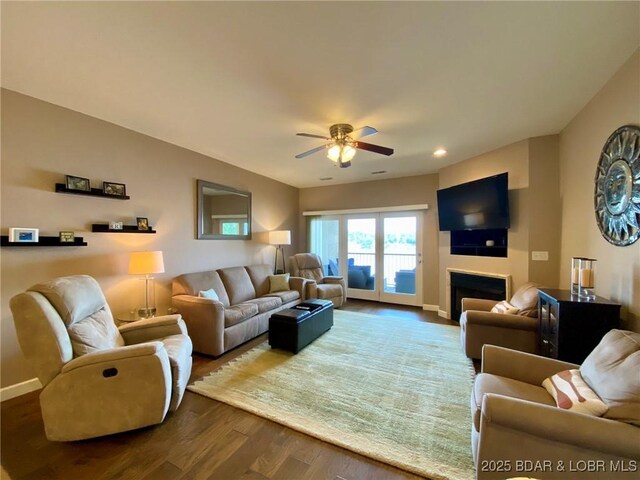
[1,300,462,480]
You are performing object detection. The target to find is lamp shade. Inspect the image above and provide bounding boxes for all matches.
[268,230,291,246]
[128,251,165,275]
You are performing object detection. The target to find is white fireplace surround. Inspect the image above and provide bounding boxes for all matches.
[445,268,512,320]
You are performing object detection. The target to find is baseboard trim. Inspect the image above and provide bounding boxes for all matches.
[438,309,450,319]
[1,378,41,402]
[421,304,439,311]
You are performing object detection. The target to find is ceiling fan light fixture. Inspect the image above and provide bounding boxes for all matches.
[327,144,341,162]
[342,144,356,162]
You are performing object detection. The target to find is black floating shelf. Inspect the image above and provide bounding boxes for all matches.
[55,183,130,200]
[92,224,156,234]
[1,235,87,247]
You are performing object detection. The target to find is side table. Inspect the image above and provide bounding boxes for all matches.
[115,311,145,326]
[538,288,620,364]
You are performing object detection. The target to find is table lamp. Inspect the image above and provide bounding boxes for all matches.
[269,230,291,274]
[128,250,165,318]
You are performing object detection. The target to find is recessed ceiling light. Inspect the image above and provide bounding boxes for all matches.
[371,170,387,175]
[433,148,447,157]
[319,177,333,181]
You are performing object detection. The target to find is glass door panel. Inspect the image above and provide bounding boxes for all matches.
[309,216,340,275]
[346,217,377,299]
[380,213,422,306]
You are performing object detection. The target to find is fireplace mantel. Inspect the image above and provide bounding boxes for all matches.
[445,268,512,320]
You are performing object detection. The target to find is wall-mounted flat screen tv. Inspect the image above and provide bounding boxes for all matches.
[437,173,510,231]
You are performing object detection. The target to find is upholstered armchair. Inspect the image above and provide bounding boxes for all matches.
[289,253,347,307]
[459,282,540,359]
[472,330,640,479]
[9,275,193,441]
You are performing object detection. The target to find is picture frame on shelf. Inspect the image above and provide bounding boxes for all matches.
[109,221,124,230]
[103,182,126,197]
[65,175,91,192]
[59,231,75,243]
[9,227,39,243]
[137,217,149,231]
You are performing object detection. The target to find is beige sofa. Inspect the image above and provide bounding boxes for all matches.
[472,330,640,479]
[172,264,309,356]
[10,275,192,441]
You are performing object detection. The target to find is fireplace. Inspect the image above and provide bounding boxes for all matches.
[447,270,510,321]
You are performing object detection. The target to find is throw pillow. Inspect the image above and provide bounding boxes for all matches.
[542,369,608,417]
[269,273,290,293]
[198,288,220,301]
[490,300,519,315]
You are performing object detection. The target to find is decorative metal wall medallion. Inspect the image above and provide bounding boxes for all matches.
[594,125,640,246]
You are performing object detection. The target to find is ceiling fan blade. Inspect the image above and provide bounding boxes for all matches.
[351,126,378,139]
[297,133,331,140]
[356,141,394,156]
[295,144,327,159]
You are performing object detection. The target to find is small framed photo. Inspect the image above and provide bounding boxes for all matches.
[66,175,91,192]
[59,231,75,243]
[137,217,149,231]
[103,182,126,197]
[9,227,39,243]
[109,221,123,230]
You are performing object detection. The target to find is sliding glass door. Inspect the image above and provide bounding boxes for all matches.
[309,211,422,306]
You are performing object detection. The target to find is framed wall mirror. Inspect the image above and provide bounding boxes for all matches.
[197,179,251,240]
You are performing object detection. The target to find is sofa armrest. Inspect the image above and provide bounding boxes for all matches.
[482,345,579,384]
[289,276,312,301]
[119,314,188,344]
[464,310,539,330]
[462,298,498,312]
[171,295,225,356]
[324,276,347,303]
[42,343,171,441]
[305,280,318,299]
[480,394,640,460]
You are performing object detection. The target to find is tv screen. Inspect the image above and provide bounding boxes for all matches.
[437,173,510,231]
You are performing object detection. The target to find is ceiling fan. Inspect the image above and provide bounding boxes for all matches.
[295,123,394,168]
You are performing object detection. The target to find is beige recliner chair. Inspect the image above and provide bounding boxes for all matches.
[472,330,640,479]
[289,253,347,308]
[9,275,193,441]
[460,282,540,359]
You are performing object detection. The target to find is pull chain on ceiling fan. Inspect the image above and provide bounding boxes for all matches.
[295,123,394,168]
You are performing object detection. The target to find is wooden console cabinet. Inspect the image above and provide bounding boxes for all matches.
[538,288,620,364]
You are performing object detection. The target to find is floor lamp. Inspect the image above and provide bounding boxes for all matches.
[269,230,291,274]
[128,250,165,318]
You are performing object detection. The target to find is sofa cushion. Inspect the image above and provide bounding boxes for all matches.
[510,282,540,317]
[172,270,230,307]
[580,329,640,426]
[245,264,274,297]
[218,267,257,306]
[269,274,290,293]
[66,308,124,357]
[224,303,259,327]
[243,296,282,314]
[264,290,300,304]
[317,283,343,300]
[472,372,555,431]
[542,369,608,417]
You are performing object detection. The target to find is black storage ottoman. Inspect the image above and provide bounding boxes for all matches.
[269,299,334,353]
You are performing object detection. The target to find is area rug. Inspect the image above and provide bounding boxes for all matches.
[188,310,476,480]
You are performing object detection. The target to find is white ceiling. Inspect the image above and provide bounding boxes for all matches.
[2,2,639,188]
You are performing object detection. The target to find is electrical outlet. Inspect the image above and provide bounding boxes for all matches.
[531,251,549,261]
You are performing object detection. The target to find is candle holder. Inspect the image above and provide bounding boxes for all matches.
[578,258,596,300]
[570,257,583,296]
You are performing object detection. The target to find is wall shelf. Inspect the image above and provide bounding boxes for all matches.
[92,224,156,234]
[55,183,130,200]
[1,235,87,247]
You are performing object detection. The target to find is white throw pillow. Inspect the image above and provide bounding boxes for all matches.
[542,369,608,417]
[490,300,519,315]
[198,288,220,301]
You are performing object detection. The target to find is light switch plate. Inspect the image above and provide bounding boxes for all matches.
[531,251,549,261]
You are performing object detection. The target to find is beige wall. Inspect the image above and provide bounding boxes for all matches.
[559,49,640,332]
[298,174,440,306]
[1,89,300,387]
[438,140,531,312]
